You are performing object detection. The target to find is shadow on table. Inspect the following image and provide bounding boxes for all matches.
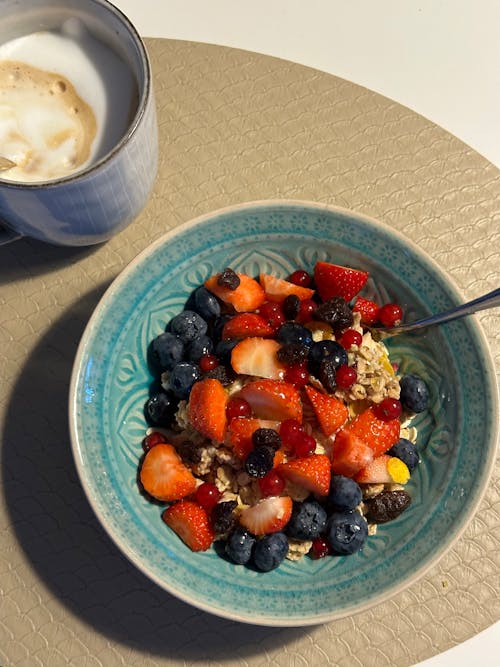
[2,285,310,661]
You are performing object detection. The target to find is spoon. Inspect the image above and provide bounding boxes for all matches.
[369,287,500,335]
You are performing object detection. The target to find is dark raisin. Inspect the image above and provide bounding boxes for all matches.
[318,357,337,392]
[252,428,282,451]
[175,439,202,465]
[244,446,275,477]
[277,343,310,366]
[202,364,236,386]
[313,297,353,331]
[363,490,412,523]
[283,294,300,320]
[211,500,238,534]
[217,268,240,290]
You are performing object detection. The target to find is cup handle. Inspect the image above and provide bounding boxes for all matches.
[0,220,23,245]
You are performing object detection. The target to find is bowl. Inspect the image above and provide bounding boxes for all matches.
[69,200,498,626]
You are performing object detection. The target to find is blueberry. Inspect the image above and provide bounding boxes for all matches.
[210,315,232,345]
[186,334,214,363]
[193,286,221,320]
[325,511,368,555]
[244,446,275,478]
[151,332,184,371]
[277,322,313,348]
[387,438,420,472]
[169,310,208,343]
[215,338,239,364]
[168,362,201,398]
[225,527,256,565]
[286,500,327,540]
[328,475,363,511]
[252,532,289,571]
[400,374,429,413]
[308,340,348,375]
[144,391,178,426]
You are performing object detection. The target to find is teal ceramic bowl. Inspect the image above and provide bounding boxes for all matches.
[69,200,498,626]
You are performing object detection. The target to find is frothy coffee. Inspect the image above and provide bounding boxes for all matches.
[0,23,137,183]
[0,60,97,182]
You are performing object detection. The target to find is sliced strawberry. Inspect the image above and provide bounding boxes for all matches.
[304,385,348,436]
[231,337,285,379]
[226,417,280,459]
[204,272,266,312]
[277,454,331,496]
[140,443,197,502]
[222,313,275,339]
[259,273,315,303]
[314,261,369,302]
[239,495,293,535]
[353,296,380,325]
[238,379,302,421]
[355,454,410,484]
[345,406,400,457]
[331,429,374,477]
[162,500,215,551]
[188,377,228,442]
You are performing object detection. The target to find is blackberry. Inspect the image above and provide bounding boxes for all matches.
[277,343,310,366]
[313,296,353,331]
[217,267,240,290]
[283,294,300,320]
[244,446,275,478]
[252,428,282,451]
[211,500,238,534]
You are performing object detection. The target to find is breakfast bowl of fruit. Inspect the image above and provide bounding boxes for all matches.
[69,200,498,625]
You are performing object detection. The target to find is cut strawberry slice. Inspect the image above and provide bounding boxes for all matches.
[162,500,215,551]
[331,429,374,477]
[353,296,380,325]
[222,313,275,339]
[140,443,197,502]
[314,261,369,302]
[277,454,331,496]
[239,495,293,535]
[304,385,348,436]
[188,377,228,442]
[226,417,280,459]
[231,337,285,379]
[204,272,266,312]
[238,379,302,421]
[355,454,410,484]
[345,406,400,457]
[259,273,315,302]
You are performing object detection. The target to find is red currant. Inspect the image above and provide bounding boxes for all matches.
[287,269,312,287]
[226,396,252,421]
[284,363,309,388]
[279,418,303,452]
[258,301,285,330]
[378,303,403,327]
[338,329,362,349]
[293,432,316,457]
[199,353,219,372]
[142,431,166,452]
[195,482,222,511]
[310,536,331,559]
[297,298,317,323]
[335,364,357,388]
[374,397,402,420]
[258,470,286,497]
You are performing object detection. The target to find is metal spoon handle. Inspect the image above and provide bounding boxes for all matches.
[372,287,500,334]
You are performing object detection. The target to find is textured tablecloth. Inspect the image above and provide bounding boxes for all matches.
[1,39,498,667]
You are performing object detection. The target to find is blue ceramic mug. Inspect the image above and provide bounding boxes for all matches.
[0,0,158,246]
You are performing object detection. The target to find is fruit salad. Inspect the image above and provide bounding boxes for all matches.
[138,262,429,571]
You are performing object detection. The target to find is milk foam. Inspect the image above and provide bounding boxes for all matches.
[0,21,136,183]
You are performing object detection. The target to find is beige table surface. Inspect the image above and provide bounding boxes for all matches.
[1,39,499,667]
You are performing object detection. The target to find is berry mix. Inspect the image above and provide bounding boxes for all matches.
[139,262,430,572]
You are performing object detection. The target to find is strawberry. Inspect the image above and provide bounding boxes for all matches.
[140,443,197,502]
[355,454,410,484]
[230,337,285,379]
[162,500,215,551]
[331,429,374,477]
[188,378,228,442]
[345,406,400,457]
[238,379,303,421]
[314,261,369,302]
[277,454,331,496]
[239,495,293,535]
[353,296,380,325]
[226,417,280,459]
[259,273,315,302]
[204,272,265,312]
[304,385,348,436]
[222,313,275,339]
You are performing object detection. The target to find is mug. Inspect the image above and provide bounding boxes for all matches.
[0,0,158,246]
